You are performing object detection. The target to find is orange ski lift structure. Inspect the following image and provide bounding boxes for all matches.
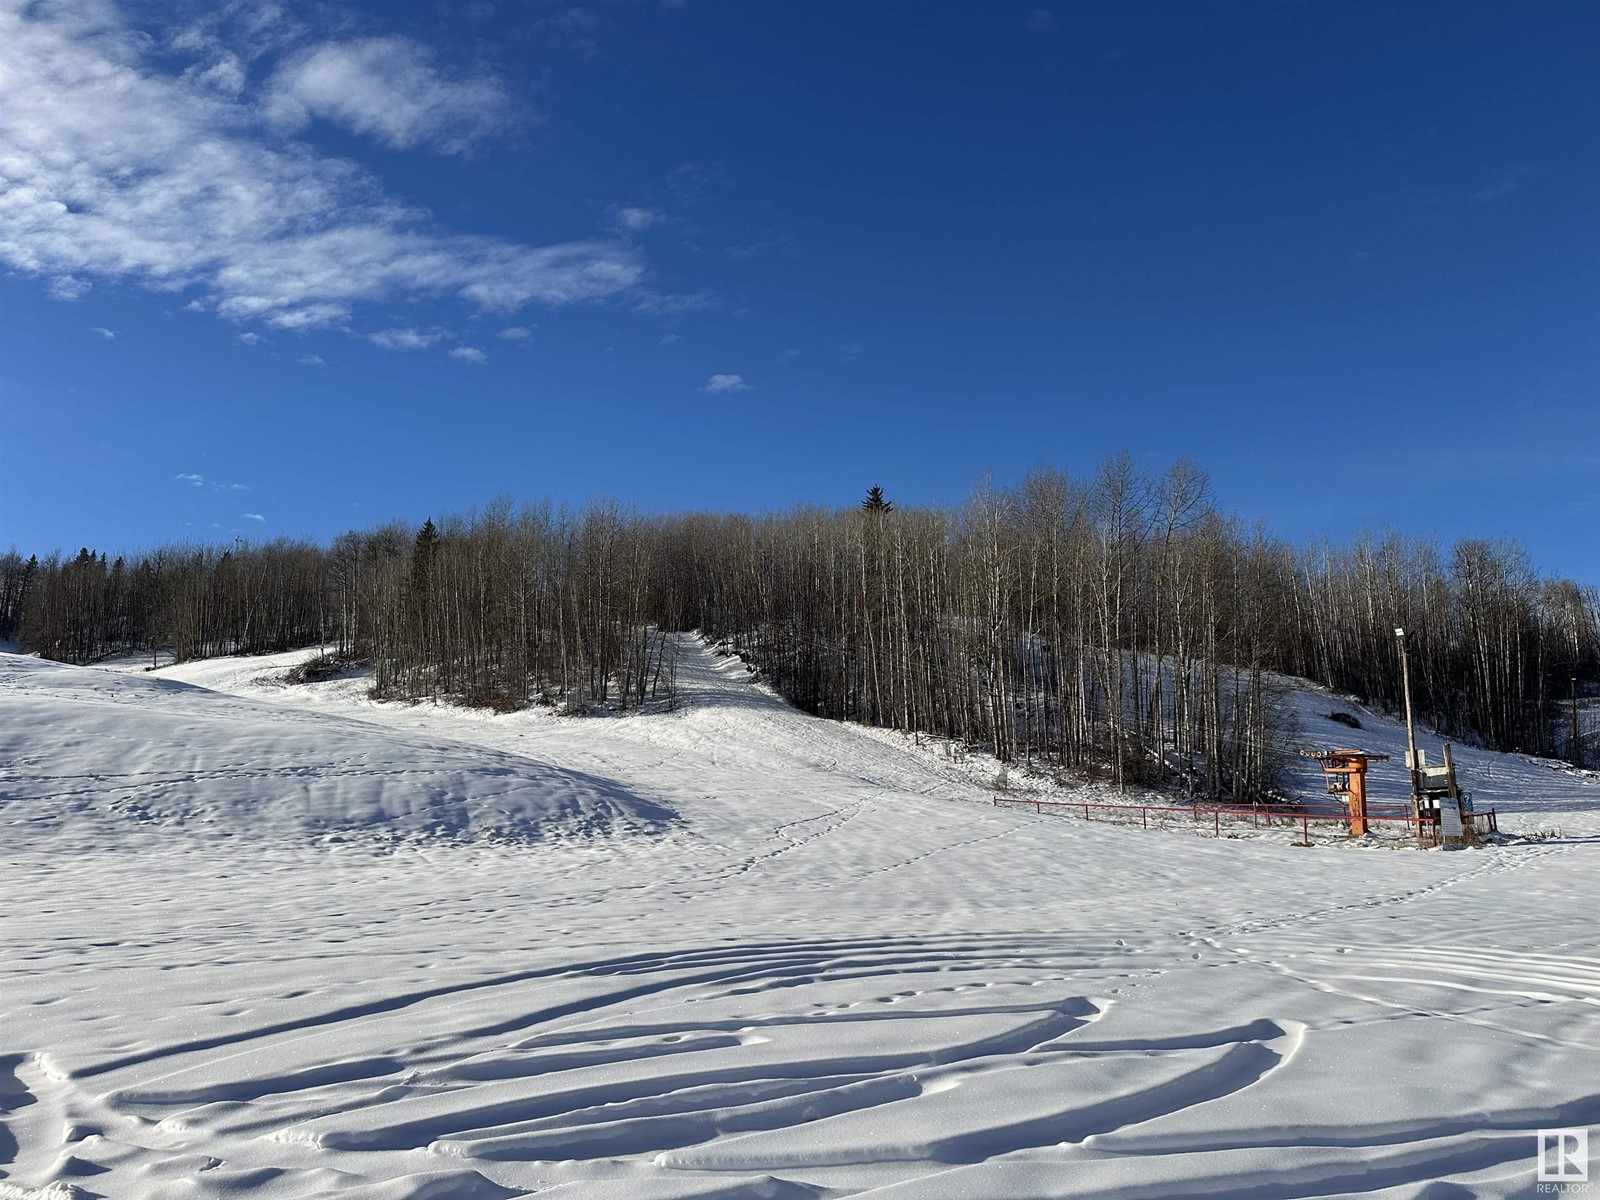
[1301,748,1389,836]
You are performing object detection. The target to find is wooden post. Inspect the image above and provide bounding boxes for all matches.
[1347,759,1369,837]
[1397,628,1423,847]
[1441,742,1466,848]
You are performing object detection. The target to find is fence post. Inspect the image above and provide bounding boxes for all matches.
[1035,800,1041,814]
[1142,808,1148,830]
[1214,809,1220,837]
[1302,814,1308,843]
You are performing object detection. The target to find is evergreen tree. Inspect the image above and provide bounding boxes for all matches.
[861,486,894,514]
[411,519,439,592]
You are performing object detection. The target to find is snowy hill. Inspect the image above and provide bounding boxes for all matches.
[1280,679,1600,837]
[0,655,674,847]
[1,636,1598,1199]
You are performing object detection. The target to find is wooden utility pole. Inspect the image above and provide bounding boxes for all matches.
[1396,627,1423,846]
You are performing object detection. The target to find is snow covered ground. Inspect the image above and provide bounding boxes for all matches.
[2,636,1598,1199]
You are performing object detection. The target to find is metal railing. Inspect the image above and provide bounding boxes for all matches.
[992,795,1498,847]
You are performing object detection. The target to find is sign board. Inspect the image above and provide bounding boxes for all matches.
[1439,799,1464,845]
[1419,765,1452,793]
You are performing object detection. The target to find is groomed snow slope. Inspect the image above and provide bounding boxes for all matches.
[2,636,1598,1199]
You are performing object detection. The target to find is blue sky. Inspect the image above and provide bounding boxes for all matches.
[2,1,1597,582]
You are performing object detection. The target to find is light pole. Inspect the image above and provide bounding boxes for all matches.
[1396,627,1422,844]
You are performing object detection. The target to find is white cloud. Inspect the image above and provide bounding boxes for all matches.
[633,290,711,316]
[91,326,116,339]
[265,37,514,155]
[450,346,487,363]
[614,206,658,233]
[175,471,250,491]
[369,328,446,351]
[170,5,302,72]
[49,275,92,301]
[297,354,325,366]
[0,3,643,335]
[726,233,796,262]
[703,373,748,395]
[186,51,247,98]
[659,332,681,345]
[242,512,265,522]
[1472,165,1537,205]
[236,331,260,344]
[497,326,531,340]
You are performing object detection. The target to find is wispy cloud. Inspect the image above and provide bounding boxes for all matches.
[1472,165,1538,205]
[497,326,532,340]
[91,326,116,340]
[0,3,643,334]
[543,5,603,56]
[633,290,712,316]
[236,331,260,345]
[265,37,515,155]
[659,332,681,346]
[175,471,250,491]
[242,512,265,522]
[50,275,92,301]
[726,232,797,262]
[665,161,720,207]
[450,346,487,364]
[703,373,748,395]
[297,354,325,367]
[369,328,447,351]
[613,206,659,233]
[1025,8,1057,33]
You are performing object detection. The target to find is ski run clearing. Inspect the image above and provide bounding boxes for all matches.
[3,634,1599,1200]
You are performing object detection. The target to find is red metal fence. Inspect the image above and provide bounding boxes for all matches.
[992,795,1498,847]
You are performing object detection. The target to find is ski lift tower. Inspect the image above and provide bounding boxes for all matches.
[1301,749,1390,836]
